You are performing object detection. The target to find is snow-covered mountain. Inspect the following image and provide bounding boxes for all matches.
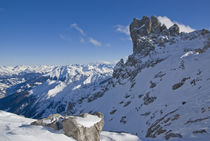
[0,64,114,118]
[0,16,210,141]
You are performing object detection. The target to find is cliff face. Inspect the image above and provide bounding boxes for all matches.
[130,16,179,54]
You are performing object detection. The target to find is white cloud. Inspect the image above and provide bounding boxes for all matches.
[70,23,86,36]
[61,23,108,47]
[157,16,195,33]
[116,25,130,36]
[89,37,101,47]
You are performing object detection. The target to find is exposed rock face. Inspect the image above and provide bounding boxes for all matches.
[31,112,104,141]
[169,24,180,36]
[129,16,180,54]
[31,114,63,130]
[112,16,182,82]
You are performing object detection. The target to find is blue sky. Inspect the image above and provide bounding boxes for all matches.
[0,0,209,65]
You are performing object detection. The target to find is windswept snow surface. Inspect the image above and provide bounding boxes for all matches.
[101,131,141,141]
[0,111,141,141]
[75,114,101,128]
[0,111,76,141]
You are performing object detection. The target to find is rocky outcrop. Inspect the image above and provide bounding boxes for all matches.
[62,112,104,141]
[31,112,104,141]
[129,16,180,54]
[31,113,63,130]
[169,24,179,36]
[112,16,181,81]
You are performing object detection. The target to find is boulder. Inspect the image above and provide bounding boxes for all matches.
[62,112,104,141]
[31,112,104,141]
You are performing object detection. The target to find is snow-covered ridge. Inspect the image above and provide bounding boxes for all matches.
[0,64,114,77]
[0,64,114,118]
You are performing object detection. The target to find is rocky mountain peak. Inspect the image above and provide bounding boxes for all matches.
[130,16,180,54]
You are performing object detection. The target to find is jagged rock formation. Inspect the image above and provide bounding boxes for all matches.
[129,16,179,55]
[31,112,104,141]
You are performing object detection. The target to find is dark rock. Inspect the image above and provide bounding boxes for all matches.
[172,77,190,90]
[201,29,210,35]
[150,81,156,88]
[31,114,63,130]
[192,129,207,134]
[169,24,179,36]
[110,109,117,115]
[143,92,157,105]
[165,132,182,140]
[120,116,127,124]
[113,59,125,79]
[123,101,131,107]
[151,16,162,33]
[129,16,172,55]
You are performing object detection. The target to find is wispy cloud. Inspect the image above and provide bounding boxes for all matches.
[70,23,86,36]
[157,16,195,33]
[60,23,109,47]
[116,25,130,36]
[89,37,101,47]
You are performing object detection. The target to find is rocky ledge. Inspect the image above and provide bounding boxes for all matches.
[31,112,104,141]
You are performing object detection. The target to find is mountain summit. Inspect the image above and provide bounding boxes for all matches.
[130,16,179,54]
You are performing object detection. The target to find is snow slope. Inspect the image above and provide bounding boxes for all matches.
[73,30,210,140]
[0,110,141,141]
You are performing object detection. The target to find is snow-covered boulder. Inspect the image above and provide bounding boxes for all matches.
[31,112,104,141]
[63,112,104,141]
